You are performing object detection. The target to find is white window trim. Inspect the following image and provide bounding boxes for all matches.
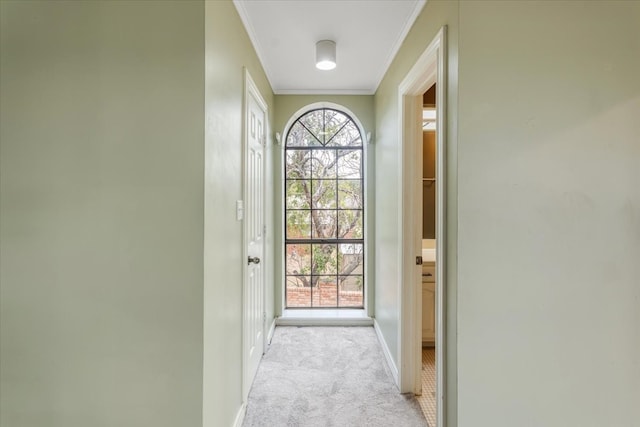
[278,102,371,318]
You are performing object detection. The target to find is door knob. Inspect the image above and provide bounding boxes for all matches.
[248,256,261,265]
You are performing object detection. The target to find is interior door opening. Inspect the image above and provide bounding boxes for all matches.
[398,26,447,427]
[416,83,438,427]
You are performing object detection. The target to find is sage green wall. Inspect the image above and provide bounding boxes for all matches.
[273,95,375,315]
[203,1,275,426]
[374,1,459,424]
[375,0,640,426]
[274,96,375,133]
[0,1,205,426]
[456,2,640,425]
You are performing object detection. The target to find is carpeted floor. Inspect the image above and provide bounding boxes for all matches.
[243,326,428,427]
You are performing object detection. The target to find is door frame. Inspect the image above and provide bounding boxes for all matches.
[397,27,447,427]
[242,68,268,400]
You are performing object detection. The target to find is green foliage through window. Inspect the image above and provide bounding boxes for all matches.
[285,109,364,308]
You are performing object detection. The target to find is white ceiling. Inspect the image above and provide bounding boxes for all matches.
[233,0,426,95]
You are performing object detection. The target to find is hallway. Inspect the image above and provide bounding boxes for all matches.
[2,2,639,426]
[243,327,427,427]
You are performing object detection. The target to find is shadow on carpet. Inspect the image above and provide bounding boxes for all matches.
[243,326,428,427]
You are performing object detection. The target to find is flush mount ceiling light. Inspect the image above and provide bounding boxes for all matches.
[315,40,336,70]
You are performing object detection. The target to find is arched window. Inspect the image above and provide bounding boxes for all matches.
[284,108,364,308]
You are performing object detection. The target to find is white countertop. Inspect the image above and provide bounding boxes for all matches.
[422,239,436,262]
[422,248,436,263]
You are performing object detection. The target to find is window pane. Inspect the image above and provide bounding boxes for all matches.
[337,150,361,178]
[311,179,337,209]
[338,210,363,239]
[286,244,311,275]
[338,276,364,308]
[311,210,337,239]
[300,110,325,144]
[314,276,337,307]
[286,150,311,178]
[323,110,349,142]
[286,276,311,307]
[338,244,364,275]
[311,149,336,178]
[338,180,362,209]
[286,121,321,147]
[286,180,310,209]
[326,121,362,147]
[312,244,337,275]
[286,211,311,239]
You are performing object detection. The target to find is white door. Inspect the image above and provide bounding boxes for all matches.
[244,84,266,398]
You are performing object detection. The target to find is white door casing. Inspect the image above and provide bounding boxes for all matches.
[398,27,447,427]
[243,69,267,400]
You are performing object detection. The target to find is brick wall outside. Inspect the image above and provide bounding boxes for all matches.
[286,281,363,308]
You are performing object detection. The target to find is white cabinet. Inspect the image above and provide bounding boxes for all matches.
[422,263,436,345]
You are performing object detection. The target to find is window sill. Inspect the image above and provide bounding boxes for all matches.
[276,309,373,326]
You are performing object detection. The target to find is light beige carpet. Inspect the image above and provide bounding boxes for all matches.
[243,326,428,427]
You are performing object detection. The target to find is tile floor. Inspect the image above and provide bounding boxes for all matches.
[416,348,436,427]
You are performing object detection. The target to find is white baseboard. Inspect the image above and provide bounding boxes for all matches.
[266,318,276,344]
[374,319,399,387]
[233,402,246,427]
